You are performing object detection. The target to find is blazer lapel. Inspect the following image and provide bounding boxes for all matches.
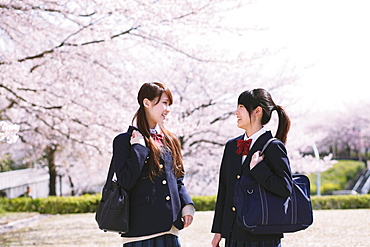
[229,134,244,171]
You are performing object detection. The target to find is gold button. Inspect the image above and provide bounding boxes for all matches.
[236,175,240,179]
[162,180,167,185]
[159,164,163,168]
[232,207,236,211]
[166,196,170,201]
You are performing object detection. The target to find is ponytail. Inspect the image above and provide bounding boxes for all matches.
[275,105,290,144]
[238,88,291,144]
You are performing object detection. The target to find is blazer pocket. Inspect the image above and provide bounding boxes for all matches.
[131,195,150,207]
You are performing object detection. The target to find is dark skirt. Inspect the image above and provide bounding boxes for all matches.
[123,234,181,247]
[226,238,281,247]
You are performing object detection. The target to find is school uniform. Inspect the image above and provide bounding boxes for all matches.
[112,127,194,245]
[211,129,292,246]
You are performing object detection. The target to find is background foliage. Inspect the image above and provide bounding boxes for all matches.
[1,0,369,196]
[309,160,365,195]
[1,194,369,214]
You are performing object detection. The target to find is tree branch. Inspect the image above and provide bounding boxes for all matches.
[130,32,214,63]
[21,107,103,154]
[17,26,140,62]
[210,111,234,124]
[182,100,216,118]
[1,84,62,110]
[0,3,94,17]
[189,139,224,147]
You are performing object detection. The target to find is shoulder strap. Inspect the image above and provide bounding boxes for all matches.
[260,138,277,155]
[104,126,135,188]
[260,137,296,186]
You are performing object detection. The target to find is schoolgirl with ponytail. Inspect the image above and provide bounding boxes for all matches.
[211,88,292,247]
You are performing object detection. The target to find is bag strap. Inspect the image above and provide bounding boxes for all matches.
[260,138,277,155]
[104,126,136,189]
[261,137,296,187]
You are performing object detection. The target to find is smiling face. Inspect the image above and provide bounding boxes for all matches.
[144,92,171,129]
[235,104,263,136]
[235,104,251,130]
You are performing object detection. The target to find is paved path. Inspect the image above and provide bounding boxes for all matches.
[0,210,369,246]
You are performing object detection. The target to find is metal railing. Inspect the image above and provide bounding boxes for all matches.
[352,169,370,194]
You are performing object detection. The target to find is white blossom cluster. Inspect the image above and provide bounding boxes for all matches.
[289,151,337,174]
[0,121,20,144]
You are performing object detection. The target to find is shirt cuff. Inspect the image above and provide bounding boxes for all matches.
[182,204,195,217]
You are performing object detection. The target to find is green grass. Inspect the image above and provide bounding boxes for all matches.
[309,159,364,195]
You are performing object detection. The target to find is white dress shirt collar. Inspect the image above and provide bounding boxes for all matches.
[244,126,266,149]
[241,127,267,164]
[149,124,161,134]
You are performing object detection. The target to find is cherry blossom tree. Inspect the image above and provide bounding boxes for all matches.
[1,0,305,195]
[312,103,370,162]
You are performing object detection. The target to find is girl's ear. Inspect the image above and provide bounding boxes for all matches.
[255,106,263,116]
[143,98,151,108]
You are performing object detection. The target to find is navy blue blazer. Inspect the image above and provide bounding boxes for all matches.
[112,128,193,237]
[211,131,293,241]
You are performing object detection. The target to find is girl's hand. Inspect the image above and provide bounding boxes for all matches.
[211,233,222,247]
[130,130,146,146]
[182,215,193,228]
[250,151,264,170]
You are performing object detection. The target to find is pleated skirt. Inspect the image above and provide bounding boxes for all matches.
[123,234,181,247]
[226,238,281,247]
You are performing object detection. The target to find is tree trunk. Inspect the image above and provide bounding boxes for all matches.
[68,174,75,196]
[45,145,58,196]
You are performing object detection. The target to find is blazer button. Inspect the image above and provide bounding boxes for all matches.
[166,196,171,201]
[232,206,236,212]
[162,180,167,185]
[236,175,241,179]
[159,164,163,169]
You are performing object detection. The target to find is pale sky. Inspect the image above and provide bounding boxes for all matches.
[230,0,370,112]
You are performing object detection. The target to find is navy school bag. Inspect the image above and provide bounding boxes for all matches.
[234,138,313,234]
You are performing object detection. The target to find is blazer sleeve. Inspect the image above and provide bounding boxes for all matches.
[112,132,150,191]
[250,140,292,198]
[177,172,194,207]
[211,142,229,233]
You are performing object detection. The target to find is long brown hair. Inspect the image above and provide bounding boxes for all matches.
[132,82,184,180]
[238,88,291,143]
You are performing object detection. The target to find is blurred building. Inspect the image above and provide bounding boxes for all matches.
[0,168,49,198]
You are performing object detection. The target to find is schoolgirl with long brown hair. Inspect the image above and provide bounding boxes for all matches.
[112,82,194,247]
